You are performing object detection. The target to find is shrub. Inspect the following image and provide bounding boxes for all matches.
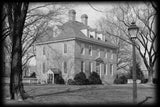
[54,75,65,84]
[153,78,157,84]
[74,72,87,85]
[128,62,144,80]
[141,78,148,83]
[114,75,127,84]
[67,79,76,85]
[88,71,102,84]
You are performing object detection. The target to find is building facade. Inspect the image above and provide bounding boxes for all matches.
[35,9,118,84]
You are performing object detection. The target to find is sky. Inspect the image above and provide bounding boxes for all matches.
[72,3,113,28]
[29,3,113,66]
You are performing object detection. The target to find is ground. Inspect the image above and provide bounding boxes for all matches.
[3,84,156,105]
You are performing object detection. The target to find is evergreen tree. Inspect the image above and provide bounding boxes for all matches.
[128,62,144,80]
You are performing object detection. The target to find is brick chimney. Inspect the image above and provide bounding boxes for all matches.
[81,14,88,25]
[68,9,76,21]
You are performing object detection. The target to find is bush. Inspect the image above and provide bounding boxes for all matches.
[114,75,127,84]
[67,79,76,85]
[88,71,102,84]
[141,78,148,83]
[128,62,144,80]
[54,75,65,84]
[74,72,87,85]
[153,78,157,84]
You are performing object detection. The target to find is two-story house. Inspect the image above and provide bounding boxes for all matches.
[35,9,118,84]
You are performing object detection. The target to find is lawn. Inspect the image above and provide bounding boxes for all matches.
[3,84,156,105]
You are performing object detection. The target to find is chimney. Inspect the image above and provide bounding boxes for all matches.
[81,14,88,25]
[68,9,76,21]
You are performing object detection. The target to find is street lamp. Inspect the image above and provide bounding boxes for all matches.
[128,22,139,104]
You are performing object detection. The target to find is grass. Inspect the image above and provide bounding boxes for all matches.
[3,84,156,105]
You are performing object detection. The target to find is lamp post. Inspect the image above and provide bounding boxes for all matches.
[128,22,139,104]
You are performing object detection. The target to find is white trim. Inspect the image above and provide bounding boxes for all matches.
[91,62,93,73]
[105,64,108,75]
[100,64,101,78]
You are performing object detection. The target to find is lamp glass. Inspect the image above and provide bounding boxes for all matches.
[129,28,138,38]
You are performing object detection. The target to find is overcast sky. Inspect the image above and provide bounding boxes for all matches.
[72,2,113,28]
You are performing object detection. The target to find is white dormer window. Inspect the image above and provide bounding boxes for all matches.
[81,29,88,37]
[89,31,95,38]
[97,33,103,40]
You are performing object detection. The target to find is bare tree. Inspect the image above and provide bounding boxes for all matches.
[3,2,29,100]
[94,2,157,83]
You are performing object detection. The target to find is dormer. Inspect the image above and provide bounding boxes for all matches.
[81,29,89,37]
[97,33,103,40]
[89,31,95,38]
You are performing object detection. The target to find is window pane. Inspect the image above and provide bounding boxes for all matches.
[89,46,92,56]
[43,62,45,73]
[110,64,113,75]
[64,61,67,73]
[43,47,45,55]
[64,44,67,53]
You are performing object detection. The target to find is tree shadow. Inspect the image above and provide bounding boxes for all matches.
[30,85,99,98]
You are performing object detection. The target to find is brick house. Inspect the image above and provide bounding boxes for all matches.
[35,9,118,84]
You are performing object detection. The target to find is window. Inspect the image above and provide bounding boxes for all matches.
[64,43,67,53]
[105,52,107,58]
[90,35,93,38]
[104,64,108,75]
[81,61,85,72]
[97,49,100,57]
[43,62,45,73]
[81,45,85,55]
[63,61,67,73]
[110,64,113,75]
[43,47,45,55]
[96,62,100,75]
[111,54,113,59]
[89,62,92,73]
[89,46,92,56]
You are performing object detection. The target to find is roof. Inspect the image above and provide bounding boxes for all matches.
[36,20,118,49]
[50,68,61,74]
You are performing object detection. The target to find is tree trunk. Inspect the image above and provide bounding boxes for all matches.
[10,31,25,100]
[9,3,29,100]
[147,68,153,84]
